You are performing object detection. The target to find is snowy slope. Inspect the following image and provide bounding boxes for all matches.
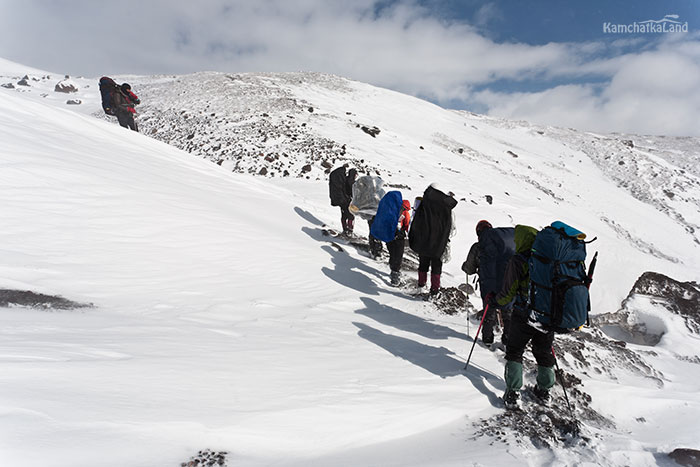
[2,59,700,466]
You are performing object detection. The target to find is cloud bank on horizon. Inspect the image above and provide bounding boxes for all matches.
[0,0,698,136]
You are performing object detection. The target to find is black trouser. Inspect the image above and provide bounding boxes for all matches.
[340,202,354,232]
[116,111,138,131]
[418,255,442,274]
[481,300,511,345]
[387,230,405,272]
[505,312,555,366]
[367,217,383,256]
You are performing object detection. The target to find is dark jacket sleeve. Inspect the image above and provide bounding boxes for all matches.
[461,242,480,275]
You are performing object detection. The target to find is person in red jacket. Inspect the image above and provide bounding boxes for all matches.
[113,83,140,132]
[388,199,411,286]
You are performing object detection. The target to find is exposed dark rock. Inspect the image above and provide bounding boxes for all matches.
[507,150,519,158]
[361,125,380,138]
[0,289,92,310]
[55,81,78,93]
[181,449,228,467]
[17,78,30,86]
[1,82,15,89]
[66,99,82,105]
[669,448,700,467]
[321,160,332,169]
[258,167,268,175]
[485,195,493,205]
[419,146,424,150]
[301,164,312,173]
[308,106,314,112]
[622,140,634,148]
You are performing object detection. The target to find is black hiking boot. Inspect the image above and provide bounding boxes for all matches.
[532,385,550,404]
[503,390,520,410]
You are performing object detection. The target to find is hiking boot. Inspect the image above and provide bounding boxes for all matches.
[503,390,520,410]
[390,271,401,286]
[429,287,440,296]
[532,385,550,404]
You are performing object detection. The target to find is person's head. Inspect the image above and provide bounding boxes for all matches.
[475,220,492,235]
[121,83,131,91]
[402,199,411,211]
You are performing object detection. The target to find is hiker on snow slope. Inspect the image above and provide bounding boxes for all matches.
[112,83,139,132]
[370,193,411,286]
[494,225,555,409]
[387,199,411,286]
[328,165,357,235]
[350,174,385,257]
[408,184,457,295]
[462,220,515,348]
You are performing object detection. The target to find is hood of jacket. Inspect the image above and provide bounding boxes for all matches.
[514,224,539,254]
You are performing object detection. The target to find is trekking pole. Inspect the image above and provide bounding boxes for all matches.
[463,303,489,371]
[551,345,579,433]
[465,273,470,337]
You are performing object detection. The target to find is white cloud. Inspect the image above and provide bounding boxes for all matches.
[473,36,700,136]
[0,0,697,136]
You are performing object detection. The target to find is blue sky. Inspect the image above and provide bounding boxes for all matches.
[0,0,698,136]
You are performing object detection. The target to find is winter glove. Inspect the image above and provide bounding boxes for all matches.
[485,292,497,307]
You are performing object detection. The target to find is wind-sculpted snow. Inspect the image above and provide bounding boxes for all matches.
[594,272,700,351]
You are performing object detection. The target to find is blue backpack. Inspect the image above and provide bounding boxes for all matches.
[370,191,403,242]
[528,221,591,333]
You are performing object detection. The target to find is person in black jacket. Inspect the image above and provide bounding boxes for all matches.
[408,184,457,295]
[462,220,515,347]
[328,165,357,235]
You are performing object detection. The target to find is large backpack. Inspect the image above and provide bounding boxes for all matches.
[99,77,118,115]
[370,191,403,242]
[328,166,348,207]
[528,221,591,333]
[350,175,385,220]
[478,227,516,299]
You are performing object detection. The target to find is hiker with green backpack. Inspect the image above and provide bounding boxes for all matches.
[494,222,594,410]
[492,225,555,409]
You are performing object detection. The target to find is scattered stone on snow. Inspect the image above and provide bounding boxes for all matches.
[55,80,78,93]
[180,449,229,467]
[361,125,380,137]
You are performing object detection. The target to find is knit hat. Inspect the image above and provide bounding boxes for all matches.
[475,220,492,234]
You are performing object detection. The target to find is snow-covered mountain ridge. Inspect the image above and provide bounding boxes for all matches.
[2,58,700,466]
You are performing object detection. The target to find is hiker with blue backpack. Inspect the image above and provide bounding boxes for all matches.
[490,225,555,409]
[370,193,411,286]
[494,222,595,410]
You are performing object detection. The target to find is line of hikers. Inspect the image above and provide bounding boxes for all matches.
[329,164,596,410]
[99,77,140,131]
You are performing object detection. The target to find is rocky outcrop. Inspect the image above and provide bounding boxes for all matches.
[593,272,700,345]
[0,289,92,310]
